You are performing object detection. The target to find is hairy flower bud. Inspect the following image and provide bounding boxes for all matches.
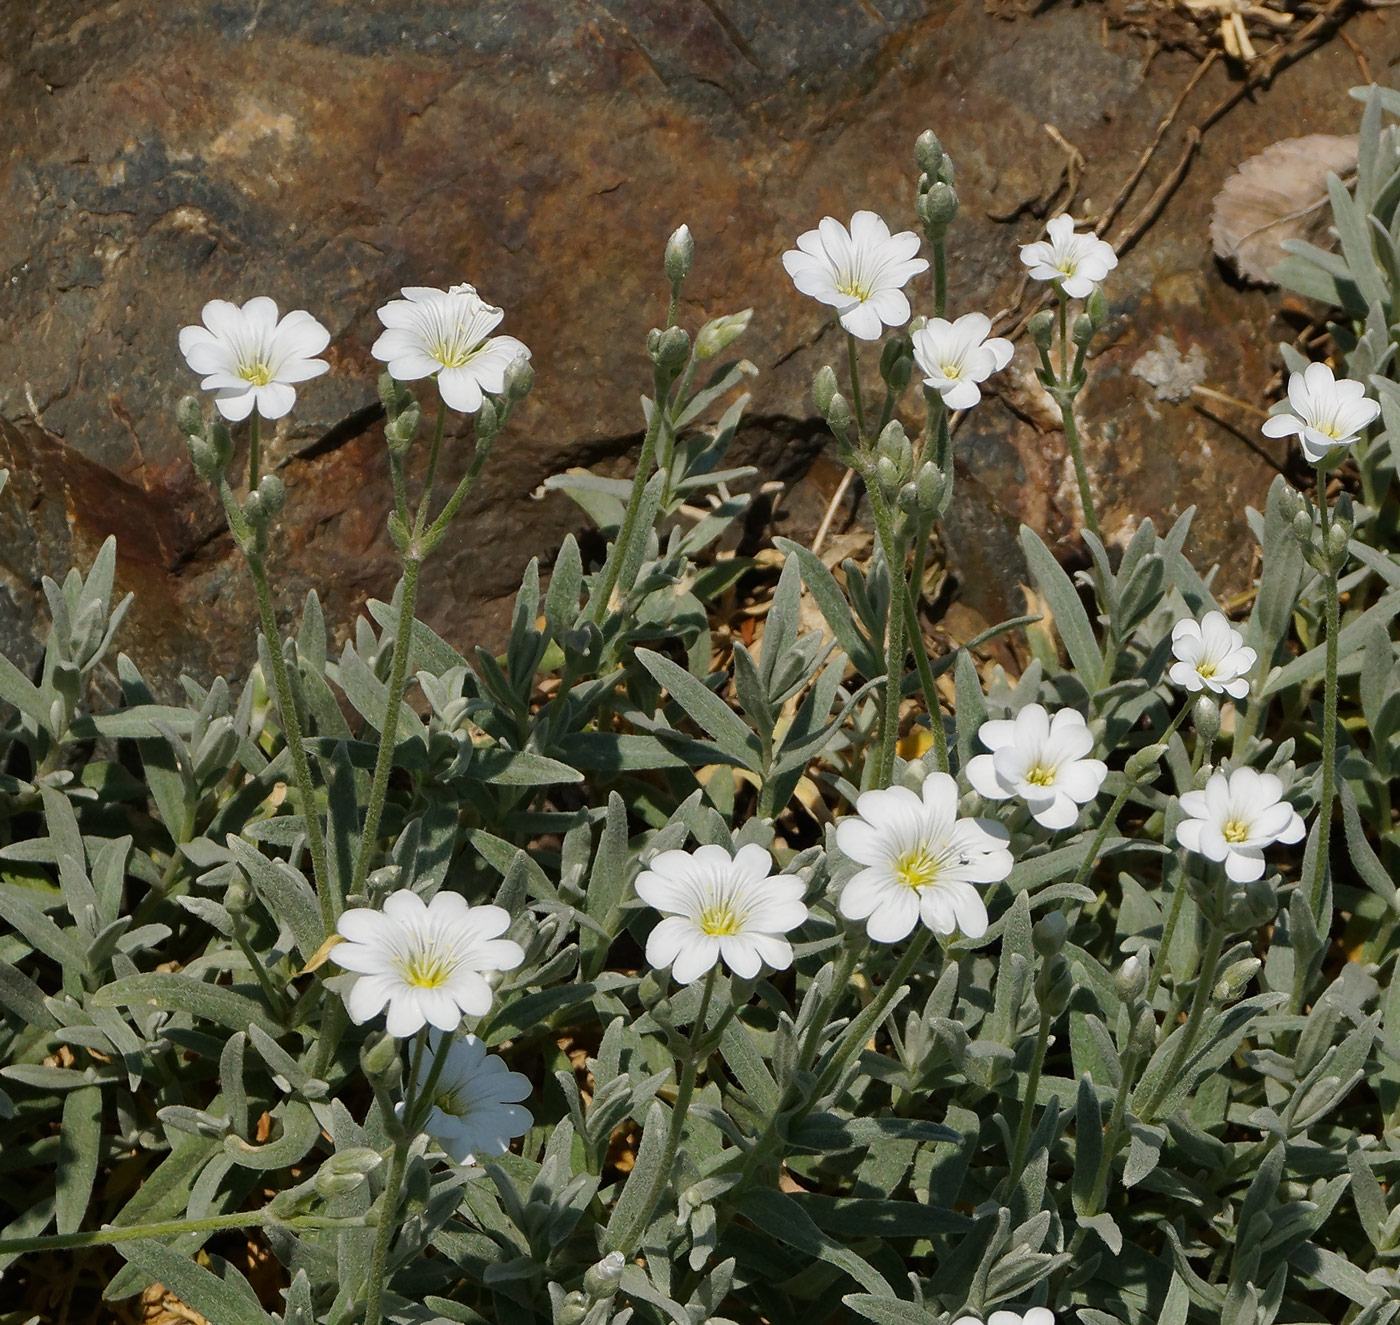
[1213,956,1261,1002]
[1124,742,1166,781]
[917,182,959,234]
[876,420,913,476]
[695,308,752,361]
[914,130,944,180]
[664,223,694,286]
[1290,508,1315,545]
[880,340,914,392]
[825,390,852,437]
[813,365,839,415]
[1032,910,1069,958]
[647,325,691,372]
[915,461,949,517]
[1116,952,1147,1002]
[506,352,535,401]
[583,1250,626,1300]
[224,878,251,915]
[1086,285,1109,330]
[1028,310,1056,352]
[210,420,234,469]
[1130,1005,1157,1056]
[386,403,421,452]
[897,480,920,514]
[1071,313,1095,348]
[556,1293,590,1325]
[359,1030,400,1083]
[176,394,205,439]
[1193,694,1220,745]
[187,436,219,482]
[875,455,902,501]
[378,371,415,420]
[475,396,501,443]
[257,474,286,518]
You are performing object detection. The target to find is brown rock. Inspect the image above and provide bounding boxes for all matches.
[0,2,1396,686]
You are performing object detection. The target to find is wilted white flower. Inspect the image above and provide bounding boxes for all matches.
[1175,767,1305,883]
[782,211,928,340]
[910,313,1014,411]
[178,296,330,422]
[836,772,1012,942]
[334,890,525,1037]
[1019,214,1117,299]
[1260,361,1380,463]
[372,284,530,415]
[1169,611,1256,700]
[966,705,1107,830]
[952,1311,1054,1325]
[637,843,808,984]
[398,1031,532,1166]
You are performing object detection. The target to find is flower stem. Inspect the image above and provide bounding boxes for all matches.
[607,966,717,1256]
[1005,1002,1053,1190]
[248,407,261,492]
[1307,480,1340,926]
[415,400,449,535]
[866,482,908,790]
[796,944,861,1074]
[847,334,868,444]
[1145,850,1189,1006]
[589,369,668,625]
[932,239,947,319]
[1056,293,1101,544]
[0,1210,361,1256]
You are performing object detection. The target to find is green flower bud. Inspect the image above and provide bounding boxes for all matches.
[328,1146,384,1177]
[813,365,839,415]
[505,353,535,401]
[1124,742,1166,781]
[224,878,251,915]
[917,182,959,234]
[936,155,956,186]
[664,223,694,286]
[1032,911,1069,958]
[187,437,219,482]
[556,1293,590,1325]
[1327,521,1350,563]
[1129,1005,1157,1056]
[386,403,421,451]
[475,396,501,443]
[1028,310,1056,352]
[242,492,266,526]
[1276,483,1305,523]
[897,480,920,514]
[1115,952,1147,1002]
[914,130,944,180]
[876,420,913,475]
[695,308,752,361]
[875,455,902,501]
[210,420,234,469]
[359,1031,400,1083]
[647,325,691,372]
[257,474,286,518]
[1290,508,1315,545]
[880,340,913,392]
[1071,313,1095,348]
[825,390,852,435]
[1213,956,1261,1002]
[1038,960,1074,1016]
[378,371,415,420]
[314,1169,371,1200]
[176,394,205,439]
[1086,285,1109,330]
[583,1250,626,1300]
[915,461,948,517]
[1193,694,1220,746]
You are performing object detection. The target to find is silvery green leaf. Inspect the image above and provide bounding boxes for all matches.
[841,1296,935,1324]
[733,1188,891,1295]
[1020,524,1103,681]
[114,1241,276,1325]
[55,1083,102,1236]
[634,648,763,770]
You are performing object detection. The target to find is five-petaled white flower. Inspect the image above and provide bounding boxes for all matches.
[967,705,1107,831]
[1175,767,1305,883]
[1260,361,1380,464]
[911,313,1014,412]
[334,889,525,1038]
[398,1031,533,1166]
[372,284,530,415]
[179,297,330,422]
[1170,612,1256,700]
[952,1311,1055,1325]
[1019,214,1117,299]
[637,843,808,984]
[836,772,1013,942]
[782,212,928,341]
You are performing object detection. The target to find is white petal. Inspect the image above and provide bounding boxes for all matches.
[437,367,485,414]
[966,753,1010,800]
[839,301,884,340]
[671,936,721,984]
[345,974,396,1024]
[865,891,919,943]
[646,915,694,970]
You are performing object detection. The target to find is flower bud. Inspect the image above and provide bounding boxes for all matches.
[1290,509,1315,545]
[176,394,205,438]
[257,474,286,517]
[647,325,691,372]
[880,341,913,392]
[475,396,501,442]
[1213,956,1261,1002]
[875,455,902,501]
[695,308,752,361]
[1327,522,1350,564]
[813,365,839,415]
[242,491,266,526]
[876,420,912,475]
[1277,483,1305,523]
[1032,910,1069,958]
[506,353,535,401]
[187,437,219,482]
[1115,953,1147,1002]
[360,1031,400,1083]
[1129,1005,1157,1056]
[1071,313,1095,348]
[1028,310,1056,352]
[917,182,959,234]
[328,1147,384,1176]
[224,878,251,915]
[378,371,415,419]
[314,1169,371,1200]
[664,223,694,286]
[1038,960,1074,1016]
[583,1250,626,1300]
[386,403,421,451]
[914,130,944,180]
[915,461,949,517]
[1193,694,1220,745]
[1125,742,1166,781]
[897,481,920,514]
[210,420,234,469]
[556,1293,590,1325]
[825,391,852,436]
[1086,285,1109,329]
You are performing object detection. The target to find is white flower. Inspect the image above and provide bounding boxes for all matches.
[782,211,928,340]
[1169,612,1256,700]
[952,1311,1054,1325]
[178,296,330,422]
[398,1031,533,1166]
[966,705,1107,831]
[636,843,808,984]
[836,772,1012,942]
[334,889,525,1037]
[1019,214,1117,299]
[1175,767,1305,883]
[1260,361,1380,463]
[372,284,530,415]
[910,313,1014,412]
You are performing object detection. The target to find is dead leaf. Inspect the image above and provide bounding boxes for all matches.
[1210,134,1358,284]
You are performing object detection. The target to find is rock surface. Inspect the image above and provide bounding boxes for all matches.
[0,1,1396,686]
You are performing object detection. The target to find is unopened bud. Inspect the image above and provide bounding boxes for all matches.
[583,1250,626,1299]
[880,340,913,392]
[474,396,500,442]
[1277,483,1305,523]
[360,1031,400,1082]
[1290,509,1315,545]
[1125,742,1166,781]
[876,420,912,475]
[897,481,920,514]
[176,394,204,438]
[1327,522,1350,562]
[664,223,694,286]
[875,455,901,500]
[224,879,251,915]
[242,492,266,525]
[914,130,944,180]
[187,437,219,482]
[257,474,286,517]
[1032,910,1069,958]
[917,182,959,233]
[210,421,234,468]
[1116,953,1147,1002]
[314,1169,371,1200]
[1028,310,1055,352]
[1213,956,1261,1002]
[1130,1005,1157,1056]
[647,325,691,372]
[386,403,421,450]
[1193,694,1220,744]
[505,353,535,401]
[556,1293,590,1325]
[695,308,752,360]
[915,461,948,516]
[1086,286,1109,330]
[1071,313,1095,348]
[378,371,414,419]
[813,365,839,415]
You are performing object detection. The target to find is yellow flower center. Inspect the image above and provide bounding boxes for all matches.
[698,901,744,936]
[402,951,453,989]
[434,1086,466,1114]
[1197,660,1217,678]
[430,327,481,369]
[241,362,274,386]
[1055,259,1077,275]
[893,846,941,891]
[1024,763,1057,787]
[941,362,962,379]
[1223,819,1251,844]
[836,278,873,301]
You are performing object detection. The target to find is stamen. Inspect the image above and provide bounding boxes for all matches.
[1222,819,1250,844]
